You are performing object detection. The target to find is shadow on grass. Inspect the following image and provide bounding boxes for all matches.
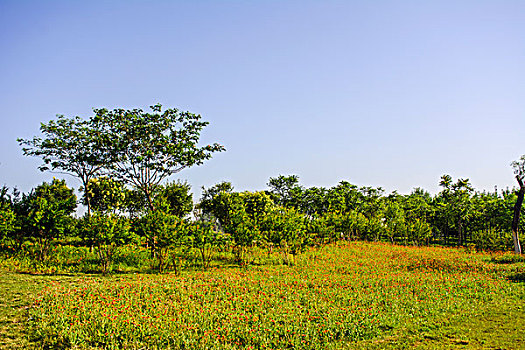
[16,271,79,277]
[507,272,525,283]
[490,255,525,264]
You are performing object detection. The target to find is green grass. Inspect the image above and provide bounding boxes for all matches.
[1,242,525,349]
[0,272,81,349]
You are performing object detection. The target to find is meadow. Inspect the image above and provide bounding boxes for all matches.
[1,241,524,349]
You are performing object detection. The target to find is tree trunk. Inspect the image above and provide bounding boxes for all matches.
[86,198,92,217]
[511,177,524,254]
[82,178,92,217]
[458,218,463,246]
[143,186,155,212]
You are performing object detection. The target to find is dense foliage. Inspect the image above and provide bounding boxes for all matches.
[0,172,523,274]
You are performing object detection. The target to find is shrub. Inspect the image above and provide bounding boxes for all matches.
[133,210,186,272]
[79,213,133,273]
[186,221,229,269]
[260,207,309,264]
[0,204,16,243]
[472,228,512,252]
[155,181,193,218]
[14,179,77,262]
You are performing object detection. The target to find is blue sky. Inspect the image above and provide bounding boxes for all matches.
[1,0,524,200]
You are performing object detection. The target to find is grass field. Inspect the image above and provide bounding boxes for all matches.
[1,242,524,349]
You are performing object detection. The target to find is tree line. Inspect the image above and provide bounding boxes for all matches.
[0,104,523,273]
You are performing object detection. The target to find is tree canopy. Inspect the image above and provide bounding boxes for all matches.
[91,104,225,211]
[19,104,225,213]
[18,116,107,215]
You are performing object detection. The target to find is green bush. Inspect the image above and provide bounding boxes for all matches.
[79,213,133,273]
[472,228,512,252]
[260,207,309,264]
[0,204,16,243]
[17,180,76,262]
[186,221,229,268]
[133,210,186,272]
[155,181,193,218]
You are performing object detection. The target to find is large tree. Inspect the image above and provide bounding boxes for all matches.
[18,116,107,215]
[510,155,525,254]
[91,104,225,211]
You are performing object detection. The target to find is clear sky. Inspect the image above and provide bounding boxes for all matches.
[1,0,524,200]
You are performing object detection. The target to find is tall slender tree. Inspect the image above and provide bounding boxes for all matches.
[510,155,525,254]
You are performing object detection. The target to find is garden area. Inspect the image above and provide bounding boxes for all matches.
[1,242,524,349]
[1,105,525,348]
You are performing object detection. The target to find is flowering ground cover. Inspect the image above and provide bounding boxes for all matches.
[2,242,524,349]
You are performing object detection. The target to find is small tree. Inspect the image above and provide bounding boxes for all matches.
[260,206,308,265]
[0,188,26,251]
[210,192,265,264]
[0,187,17,244]
[81,177,127,214]
[510,155,525,254]
[383,198,406,244]
[438,175,474,245]
[406,219,432,246]
[198,181,234,225]
[18,179,77,262]
[267,175,302,207]
[155,181,193,218]
[123,188,148,218]
[186,221,227,269]
[80,213,132,273]
[134,210,186,272]
[0,206,16,243]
